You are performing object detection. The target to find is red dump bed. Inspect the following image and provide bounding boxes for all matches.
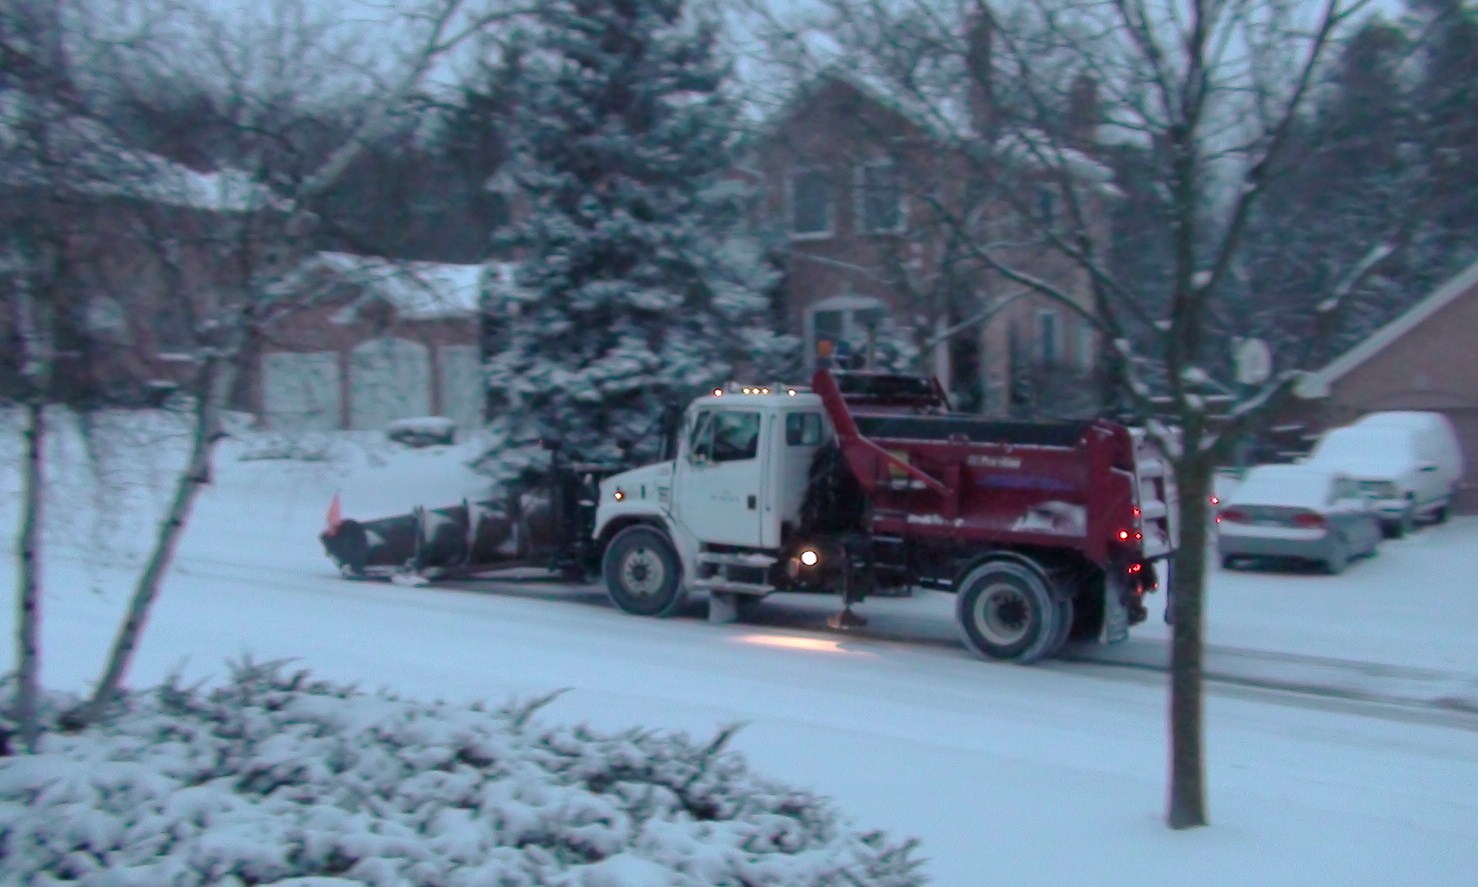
[812,369,1177,568]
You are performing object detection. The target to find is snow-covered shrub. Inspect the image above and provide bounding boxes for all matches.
[0,664,925,886]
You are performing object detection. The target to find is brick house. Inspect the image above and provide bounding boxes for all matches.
[1,90,298,406]
[740,24,1113,416]
[1292,256,1478,511]
[253,252,489,432]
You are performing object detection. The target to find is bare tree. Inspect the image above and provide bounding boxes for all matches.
[3,0,534,737]
[3,0,84,752]
[736,0,1388,828]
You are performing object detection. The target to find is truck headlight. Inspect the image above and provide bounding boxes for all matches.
[799,549,820,567]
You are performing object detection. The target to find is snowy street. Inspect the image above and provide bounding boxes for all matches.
[4,429,1478,885]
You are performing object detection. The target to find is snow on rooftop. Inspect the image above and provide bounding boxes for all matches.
[0,90,280,213]
[309,251,485,321]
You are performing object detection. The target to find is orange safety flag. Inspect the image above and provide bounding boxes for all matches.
[325,492,343,534]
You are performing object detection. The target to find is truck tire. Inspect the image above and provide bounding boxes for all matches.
[603,525,686,617]
[1049,595,1075,655]
[954,560,1059,664]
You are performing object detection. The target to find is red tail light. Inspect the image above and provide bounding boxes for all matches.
[1218,508,1249,524]
[1291,511,1326,529]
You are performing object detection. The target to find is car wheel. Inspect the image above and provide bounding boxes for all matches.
[1324,539,1348,576]
[1434,504,1450,524]
[1381,515,1409,540]
[602,525,686,617]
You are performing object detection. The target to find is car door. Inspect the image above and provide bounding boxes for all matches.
[673,407,767,547]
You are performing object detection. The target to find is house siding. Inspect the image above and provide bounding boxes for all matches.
[1295,265,1478,512]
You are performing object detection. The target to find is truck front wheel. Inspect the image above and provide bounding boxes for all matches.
[603,526,686,617]
[955,560,1059,664]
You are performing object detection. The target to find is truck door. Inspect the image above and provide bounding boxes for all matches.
[675,407,766,547]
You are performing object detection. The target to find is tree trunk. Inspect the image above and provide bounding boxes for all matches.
[1167,453,1214,828]
[12,399,46,752]
[73,358,236,726]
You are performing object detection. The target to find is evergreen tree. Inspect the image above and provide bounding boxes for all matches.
[482,0,795,463]
[1411,0,1478,276]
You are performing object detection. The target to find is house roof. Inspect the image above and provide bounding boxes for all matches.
[288,252,485,322]
[745,68,1116,189]
[0,89,280,212]
[1297,255,1478,398]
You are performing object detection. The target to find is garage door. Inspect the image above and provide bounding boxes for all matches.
[261,351,342,431]
[438,345,483,432]
[349,338,431,430]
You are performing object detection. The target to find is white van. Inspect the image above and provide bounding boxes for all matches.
[1305,412,1464,535]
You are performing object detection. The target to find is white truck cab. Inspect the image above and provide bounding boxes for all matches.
[593,384,831,617]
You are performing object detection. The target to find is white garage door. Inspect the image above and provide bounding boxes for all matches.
[438,345,483,432]
[350,338,431,430]
[261,351,342,431]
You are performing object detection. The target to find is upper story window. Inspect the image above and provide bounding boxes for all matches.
[1037,187,1058,227]
[1076,319,1096,370]
[1038,310,1059,365]
[856,162,904,234]
[790,168,833,238]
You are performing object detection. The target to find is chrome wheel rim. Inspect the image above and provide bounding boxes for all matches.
[974,582,1030,646]
[621,546,666,598]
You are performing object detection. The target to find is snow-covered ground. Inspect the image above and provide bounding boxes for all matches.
[3,413,1477,885]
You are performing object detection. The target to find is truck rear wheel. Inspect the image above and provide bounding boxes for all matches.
[603,526,686,617]
[954,560,1059,664]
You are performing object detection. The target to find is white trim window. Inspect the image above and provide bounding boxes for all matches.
[789,167,834,239]
[1076,319,1097,371]
[855,162,905,234]
[1038,309,1059,366]
[807,295,888,370]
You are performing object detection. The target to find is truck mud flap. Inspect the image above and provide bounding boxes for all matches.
[1100,574,1131,644]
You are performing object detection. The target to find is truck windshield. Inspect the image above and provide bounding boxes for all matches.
[689,410,760,463]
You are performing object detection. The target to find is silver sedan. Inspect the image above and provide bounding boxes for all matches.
[1216,465,1383,574]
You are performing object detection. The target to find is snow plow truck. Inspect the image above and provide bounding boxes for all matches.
[321,369,1179,664]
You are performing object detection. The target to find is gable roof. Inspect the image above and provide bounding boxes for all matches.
[273,251,485,322]
[748,68,949,146]
[744,68,1116,189]
[0,89,280,212]
[1297,255,1478,398]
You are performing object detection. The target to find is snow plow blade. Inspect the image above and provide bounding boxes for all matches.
[321,498,549,580]
[319,454,626,582]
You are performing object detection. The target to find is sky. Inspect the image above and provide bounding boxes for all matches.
[2,412,1474,885]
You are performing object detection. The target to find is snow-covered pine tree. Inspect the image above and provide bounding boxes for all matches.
[482,0,795,464]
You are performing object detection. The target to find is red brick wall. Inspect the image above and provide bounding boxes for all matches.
[1321,280,1478,511]
[748,77,1100,412]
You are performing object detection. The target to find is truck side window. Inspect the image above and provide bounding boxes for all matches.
[786,412,822,446]
[689,411,714,463]
[712,411,760,462]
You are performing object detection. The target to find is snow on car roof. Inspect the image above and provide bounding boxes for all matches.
[1229,465,1338,508]
[1309,426,1417,461]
